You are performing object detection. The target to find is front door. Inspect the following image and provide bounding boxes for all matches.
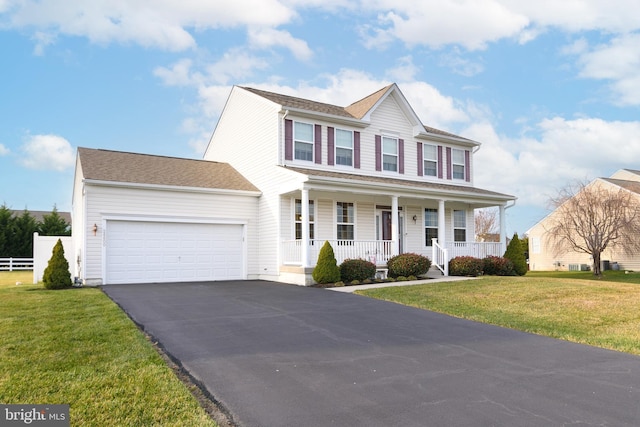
[376,209,404,254]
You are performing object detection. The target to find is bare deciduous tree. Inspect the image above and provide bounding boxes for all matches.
[475,208,499,242]
[546,180,640,276]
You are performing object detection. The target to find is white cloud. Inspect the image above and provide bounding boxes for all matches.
[472,116,640,208]
[20,134,75,171]
[573,33,640,106]
[0,143,9,156]
[4,0,296,51]
[247,27,313,61]
[360,0,529,50]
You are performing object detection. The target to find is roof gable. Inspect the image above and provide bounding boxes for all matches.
[77,147,259,192]
[239,84,474,143]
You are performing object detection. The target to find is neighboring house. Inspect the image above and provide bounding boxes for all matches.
[10,210,72,225]
[72,83,516,286]
[527,169,640,272]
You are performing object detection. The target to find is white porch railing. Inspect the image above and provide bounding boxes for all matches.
[282,240,394,266]
[445,242,504,259]
[431,239,448,276]
[0,257,34,271]
[282,240,505,275]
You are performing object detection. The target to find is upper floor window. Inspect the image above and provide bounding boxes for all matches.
[335,129,353,166]
[295,199,315,240]
[382,136,398,172]
[452,149,465,180]
[336,202,354,240]
[294,122,314,161]
[453,210,466,242]
[423,144,438,177]
[425,208,438,245]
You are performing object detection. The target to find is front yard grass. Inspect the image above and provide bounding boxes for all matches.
[357,275,640,355]
[0,271,217,426]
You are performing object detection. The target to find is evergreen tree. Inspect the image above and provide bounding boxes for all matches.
[312,241,341,284]
[43,239,72,289]
[504,233,527,276]
[39,205,71,236]
[0,204,16,257]
[13,210,38,257]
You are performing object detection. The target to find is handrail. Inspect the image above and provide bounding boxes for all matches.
[431,239,448,276]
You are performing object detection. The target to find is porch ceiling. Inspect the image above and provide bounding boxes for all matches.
[280,166,515,207]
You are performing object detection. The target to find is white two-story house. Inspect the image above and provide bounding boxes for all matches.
[71,83,515,286]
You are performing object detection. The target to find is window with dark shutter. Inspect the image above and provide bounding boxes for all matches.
[417,142,423,176]
[327,127,335,166]
[314,124,322,164]
[285,119,293,161]
[375,135,382,171]
[354,131,361,169]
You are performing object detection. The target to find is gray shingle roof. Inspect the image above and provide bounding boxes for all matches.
[77,147,259,192]
[601,178,640,195]
[241,85,472,141]
[283,166,515,199]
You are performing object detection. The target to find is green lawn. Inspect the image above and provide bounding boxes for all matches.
[357,272,640,355]
[0,271,217,426]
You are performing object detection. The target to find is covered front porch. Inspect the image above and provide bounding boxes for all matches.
[278,176,515,284]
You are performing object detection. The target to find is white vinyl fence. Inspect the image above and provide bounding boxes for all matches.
[32,233,74,284]
[0,257,34,271]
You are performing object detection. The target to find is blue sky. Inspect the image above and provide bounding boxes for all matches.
[2,1,640,236]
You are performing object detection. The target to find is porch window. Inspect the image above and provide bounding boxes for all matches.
[425,208,438,244]
[294,199,315,240]
[423,144,438,177]
[294,121,314,161]
[335,129,353,166]
[382,136,398,172]
[336,202,354,240]
[452,149,465,180]
[453,210,466,242]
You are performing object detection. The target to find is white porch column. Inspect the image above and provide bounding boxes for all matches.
[391,195,399,256]
[499,204,506,254]
[301,188,310,268]
[438,200,446,246]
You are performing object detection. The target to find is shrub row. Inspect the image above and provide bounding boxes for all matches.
[448,255,518,277]
[313,241,432,284]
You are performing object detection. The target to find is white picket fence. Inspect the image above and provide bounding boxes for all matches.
[0,257,34,271]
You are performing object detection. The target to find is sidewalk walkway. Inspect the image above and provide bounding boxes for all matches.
[327,275,477,293]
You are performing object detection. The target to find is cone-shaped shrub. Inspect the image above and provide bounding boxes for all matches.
[504,233,527,276]
[312,241,341,284]
[43,238,72,289]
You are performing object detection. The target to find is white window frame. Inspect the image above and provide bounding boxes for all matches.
[336,201,355,240]
[382,136,398,172]
[452,148,465,180]
[335,128,353,167]
[423,144,438,177]
[294,121,314,162]
[294,198,315,240]
[453,210,467,242]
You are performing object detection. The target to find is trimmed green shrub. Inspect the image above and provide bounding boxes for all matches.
[504,233,527,276]
[42,239,72,290]
[449,256,483,276]
[387,253,431,278]
[340,258,376,282]
[312,241,341,284]
[483,255,516,276]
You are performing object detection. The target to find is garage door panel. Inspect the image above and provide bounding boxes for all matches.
[106,221,244,284]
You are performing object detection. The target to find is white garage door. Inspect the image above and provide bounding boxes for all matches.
[105,220,244,284]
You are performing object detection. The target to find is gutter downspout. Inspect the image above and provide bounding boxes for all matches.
[500,199,517,253]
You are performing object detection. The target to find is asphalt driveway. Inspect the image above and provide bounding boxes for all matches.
[103,280,640,427]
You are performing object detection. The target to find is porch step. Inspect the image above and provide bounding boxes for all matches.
[426,266,444,279]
